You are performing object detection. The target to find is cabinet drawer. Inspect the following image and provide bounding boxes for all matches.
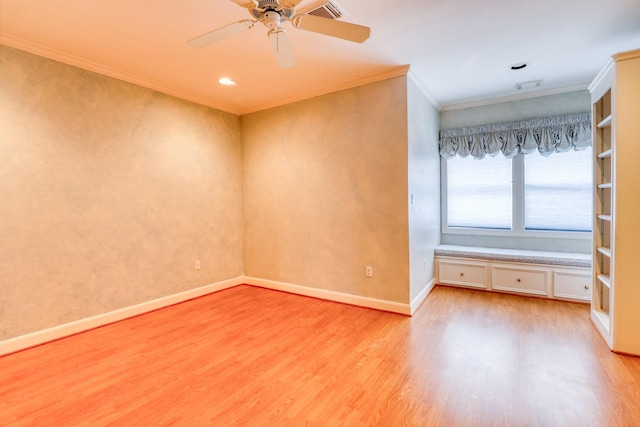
[491,264,549,296]
[438,259,488,289]
[554,270,592,301]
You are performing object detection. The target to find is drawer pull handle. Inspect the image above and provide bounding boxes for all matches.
[517,278,521,283]
[460,273,464,277]
[584,285,590,290]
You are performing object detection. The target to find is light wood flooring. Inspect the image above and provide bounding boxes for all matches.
[1,284,640,426]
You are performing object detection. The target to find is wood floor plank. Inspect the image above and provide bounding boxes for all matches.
[1,284,640,426]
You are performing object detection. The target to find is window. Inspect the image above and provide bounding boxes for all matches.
[447,154,512,229]
[524,149,592,232]
[443,147,592,235]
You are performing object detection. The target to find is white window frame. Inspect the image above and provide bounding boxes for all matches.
[440,154,592,240]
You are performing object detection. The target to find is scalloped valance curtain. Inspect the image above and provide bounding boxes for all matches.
[439,112,591,159]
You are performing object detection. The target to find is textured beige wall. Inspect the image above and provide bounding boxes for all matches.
[0,46,243,340]
[242,77,411,303]
[407,77,441,300]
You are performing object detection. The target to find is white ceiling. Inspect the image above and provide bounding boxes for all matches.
[1,0,640,115]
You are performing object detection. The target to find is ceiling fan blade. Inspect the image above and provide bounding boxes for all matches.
[268,29,295,69]
[294,15,370,43]
[188,20,254,48]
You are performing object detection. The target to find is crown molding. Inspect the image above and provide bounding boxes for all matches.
[0,34,242,115]
[440,83,591,112]
[407,68,442,111]
[612,48,640,62]
[2,34,412,117]
[588,57,614,93]
[239,65,411,115]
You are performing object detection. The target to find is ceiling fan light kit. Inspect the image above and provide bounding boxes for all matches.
[263,10,283,28]
[188,0,370,69]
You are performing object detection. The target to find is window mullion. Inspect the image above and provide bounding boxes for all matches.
[512,154,525,231]
[440,156,448,233]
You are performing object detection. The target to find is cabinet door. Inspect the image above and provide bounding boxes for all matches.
[491,264,549,296]
[438,259,488,289]
[554,269,591,301]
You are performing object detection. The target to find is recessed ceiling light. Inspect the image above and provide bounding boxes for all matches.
[510,62,528,70]
[218,77,236,86]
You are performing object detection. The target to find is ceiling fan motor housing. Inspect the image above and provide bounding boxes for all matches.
[263,10,282,29]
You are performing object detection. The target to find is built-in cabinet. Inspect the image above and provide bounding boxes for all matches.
[589,48,640,355]
[436,257,591,302]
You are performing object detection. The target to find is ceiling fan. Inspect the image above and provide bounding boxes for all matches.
[187,0,371,69]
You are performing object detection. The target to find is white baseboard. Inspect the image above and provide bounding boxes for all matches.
[1,275,438,357]
[243,276,413,316]
[0,277,243,357]
[410,278,436,315]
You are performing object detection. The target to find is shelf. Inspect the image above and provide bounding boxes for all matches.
[597,149,612,159]
[597,214,612,222]
[597,115,612,128]
[597,183,612,189]
[597,246,611,258]
[597,274,611,289]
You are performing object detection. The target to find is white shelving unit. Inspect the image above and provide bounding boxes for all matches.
[589,48,640,355]
[592,84,612,340]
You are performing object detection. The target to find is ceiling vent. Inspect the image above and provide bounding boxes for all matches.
[515,79,543,91]
[307,1,344,19]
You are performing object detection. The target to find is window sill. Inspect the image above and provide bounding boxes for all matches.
[443,226,592,240]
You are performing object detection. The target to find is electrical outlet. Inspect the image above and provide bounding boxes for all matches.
[365,266,373,277]
[195,260,201,270]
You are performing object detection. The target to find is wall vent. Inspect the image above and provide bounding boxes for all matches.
[307,1,344,19]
